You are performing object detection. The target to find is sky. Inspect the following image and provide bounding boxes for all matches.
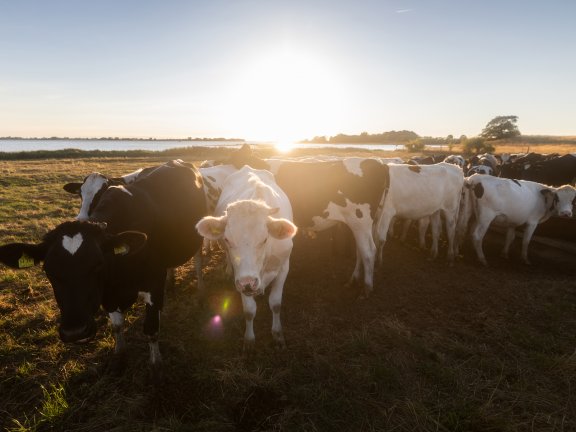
[1,0,575,142]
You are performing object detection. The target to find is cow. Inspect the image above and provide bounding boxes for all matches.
[518,154,576,187]
[443,154,466,169]
[206,145,390,298]
[374,162,464,265]
[63,161,205,293]
[0,161,207,373]
[196,166,297,353]
[63,166,157,221]
[467,164,494,176]
[463,174,576,265]
[499,152,560,180]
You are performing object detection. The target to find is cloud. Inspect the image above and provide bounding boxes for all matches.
[396,9,413,14]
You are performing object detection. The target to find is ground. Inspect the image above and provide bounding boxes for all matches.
[0,155,575,431]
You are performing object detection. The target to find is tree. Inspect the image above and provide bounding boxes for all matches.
[462,137,495,155]
[480,115,521,140]
[404,139,425,152]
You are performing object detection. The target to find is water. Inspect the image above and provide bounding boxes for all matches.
[0,139,406,153]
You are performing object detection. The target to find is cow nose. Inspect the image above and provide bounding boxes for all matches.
[559,210,572,218]
[236,277,259,295]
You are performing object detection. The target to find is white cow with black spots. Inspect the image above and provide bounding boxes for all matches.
[463,174,576,265]
[374,162,465,264]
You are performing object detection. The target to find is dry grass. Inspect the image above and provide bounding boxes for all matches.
[0,148,575,431]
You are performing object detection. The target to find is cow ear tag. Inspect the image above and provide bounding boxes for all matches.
[114,244,129,255]
[18,253,35,268]
[210,226,222,236]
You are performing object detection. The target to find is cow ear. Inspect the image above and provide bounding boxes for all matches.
[540,188,557,210]
[0,242,46,269]
[63,182,82,195]
[267,217,298,240]
[196,216,227,240]
[104,231,147,258]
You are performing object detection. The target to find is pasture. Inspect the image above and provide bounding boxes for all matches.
[0,150,575,431]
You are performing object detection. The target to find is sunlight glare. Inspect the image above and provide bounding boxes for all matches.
[223,47,348,142]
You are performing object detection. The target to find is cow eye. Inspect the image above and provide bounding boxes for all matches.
[259,238,268,247]
[224,238,234,248]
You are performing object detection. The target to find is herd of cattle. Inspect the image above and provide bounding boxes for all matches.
[0,146,574,369]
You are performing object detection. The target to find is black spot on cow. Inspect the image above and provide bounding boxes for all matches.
[409,165,421,173]
[473,182,484,199]
[356,209,363,218]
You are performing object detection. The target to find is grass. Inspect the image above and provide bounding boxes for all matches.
[0,147,575,431]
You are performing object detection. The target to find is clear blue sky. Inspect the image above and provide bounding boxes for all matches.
[1,0,575,141]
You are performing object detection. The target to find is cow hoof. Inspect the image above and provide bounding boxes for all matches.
[272,332,286,350]
[358,287,373,300]
[148,363,164,386]
[106,353,127,376]
[242,339,255,357]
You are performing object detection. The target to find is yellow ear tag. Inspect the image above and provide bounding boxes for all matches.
[18,253,35,268]
[210,226,222,236]
[114,244,129,255]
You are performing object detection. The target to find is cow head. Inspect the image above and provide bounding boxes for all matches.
[553,185,576,218]
[196,200,297,296]
[64,173,111,221]
[0,221,147,343]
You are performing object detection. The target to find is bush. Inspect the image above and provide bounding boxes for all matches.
[462,137,495,155]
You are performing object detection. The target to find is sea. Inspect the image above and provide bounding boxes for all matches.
[0,139,405,153]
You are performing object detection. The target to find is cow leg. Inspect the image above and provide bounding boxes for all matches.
[418,217,430,250]
[375,210,395,267]
[520,223,538,264]
[142,270,165,370]
[347,226,376,298]
[268,262,288,350]
[471,220,490,266]
[143,304,163,366]
[400,219,412,242]
[193,249,206,305]
[108,311,126,354]
[240,294,257,354]
[501,227,516,259]
[428,213,441,260]
[443,211,458,264]
[164,268,175,291]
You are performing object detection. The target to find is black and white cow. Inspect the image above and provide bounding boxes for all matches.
[63,161,206,292]
[462,174,576,265]
[63,166,157,220]
[0,161,206,370]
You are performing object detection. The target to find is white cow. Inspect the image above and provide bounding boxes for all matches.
[374,162,465,264]
[463,174,576,265]
[196,166,297,353]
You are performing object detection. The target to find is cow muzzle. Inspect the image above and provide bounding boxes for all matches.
[235,276,261,296]
[58,320,96,344]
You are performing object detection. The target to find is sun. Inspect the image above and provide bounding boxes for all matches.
[222,47,347,144]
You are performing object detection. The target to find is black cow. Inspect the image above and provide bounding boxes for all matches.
[520,154,576,187]
[0,160,206,371]
[499,152,561,180]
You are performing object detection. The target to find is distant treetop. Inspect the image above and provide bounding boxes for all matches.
[301,130,419,144]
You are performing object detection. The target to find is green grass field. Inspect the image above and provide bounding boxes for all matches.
[1,148,575,431]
